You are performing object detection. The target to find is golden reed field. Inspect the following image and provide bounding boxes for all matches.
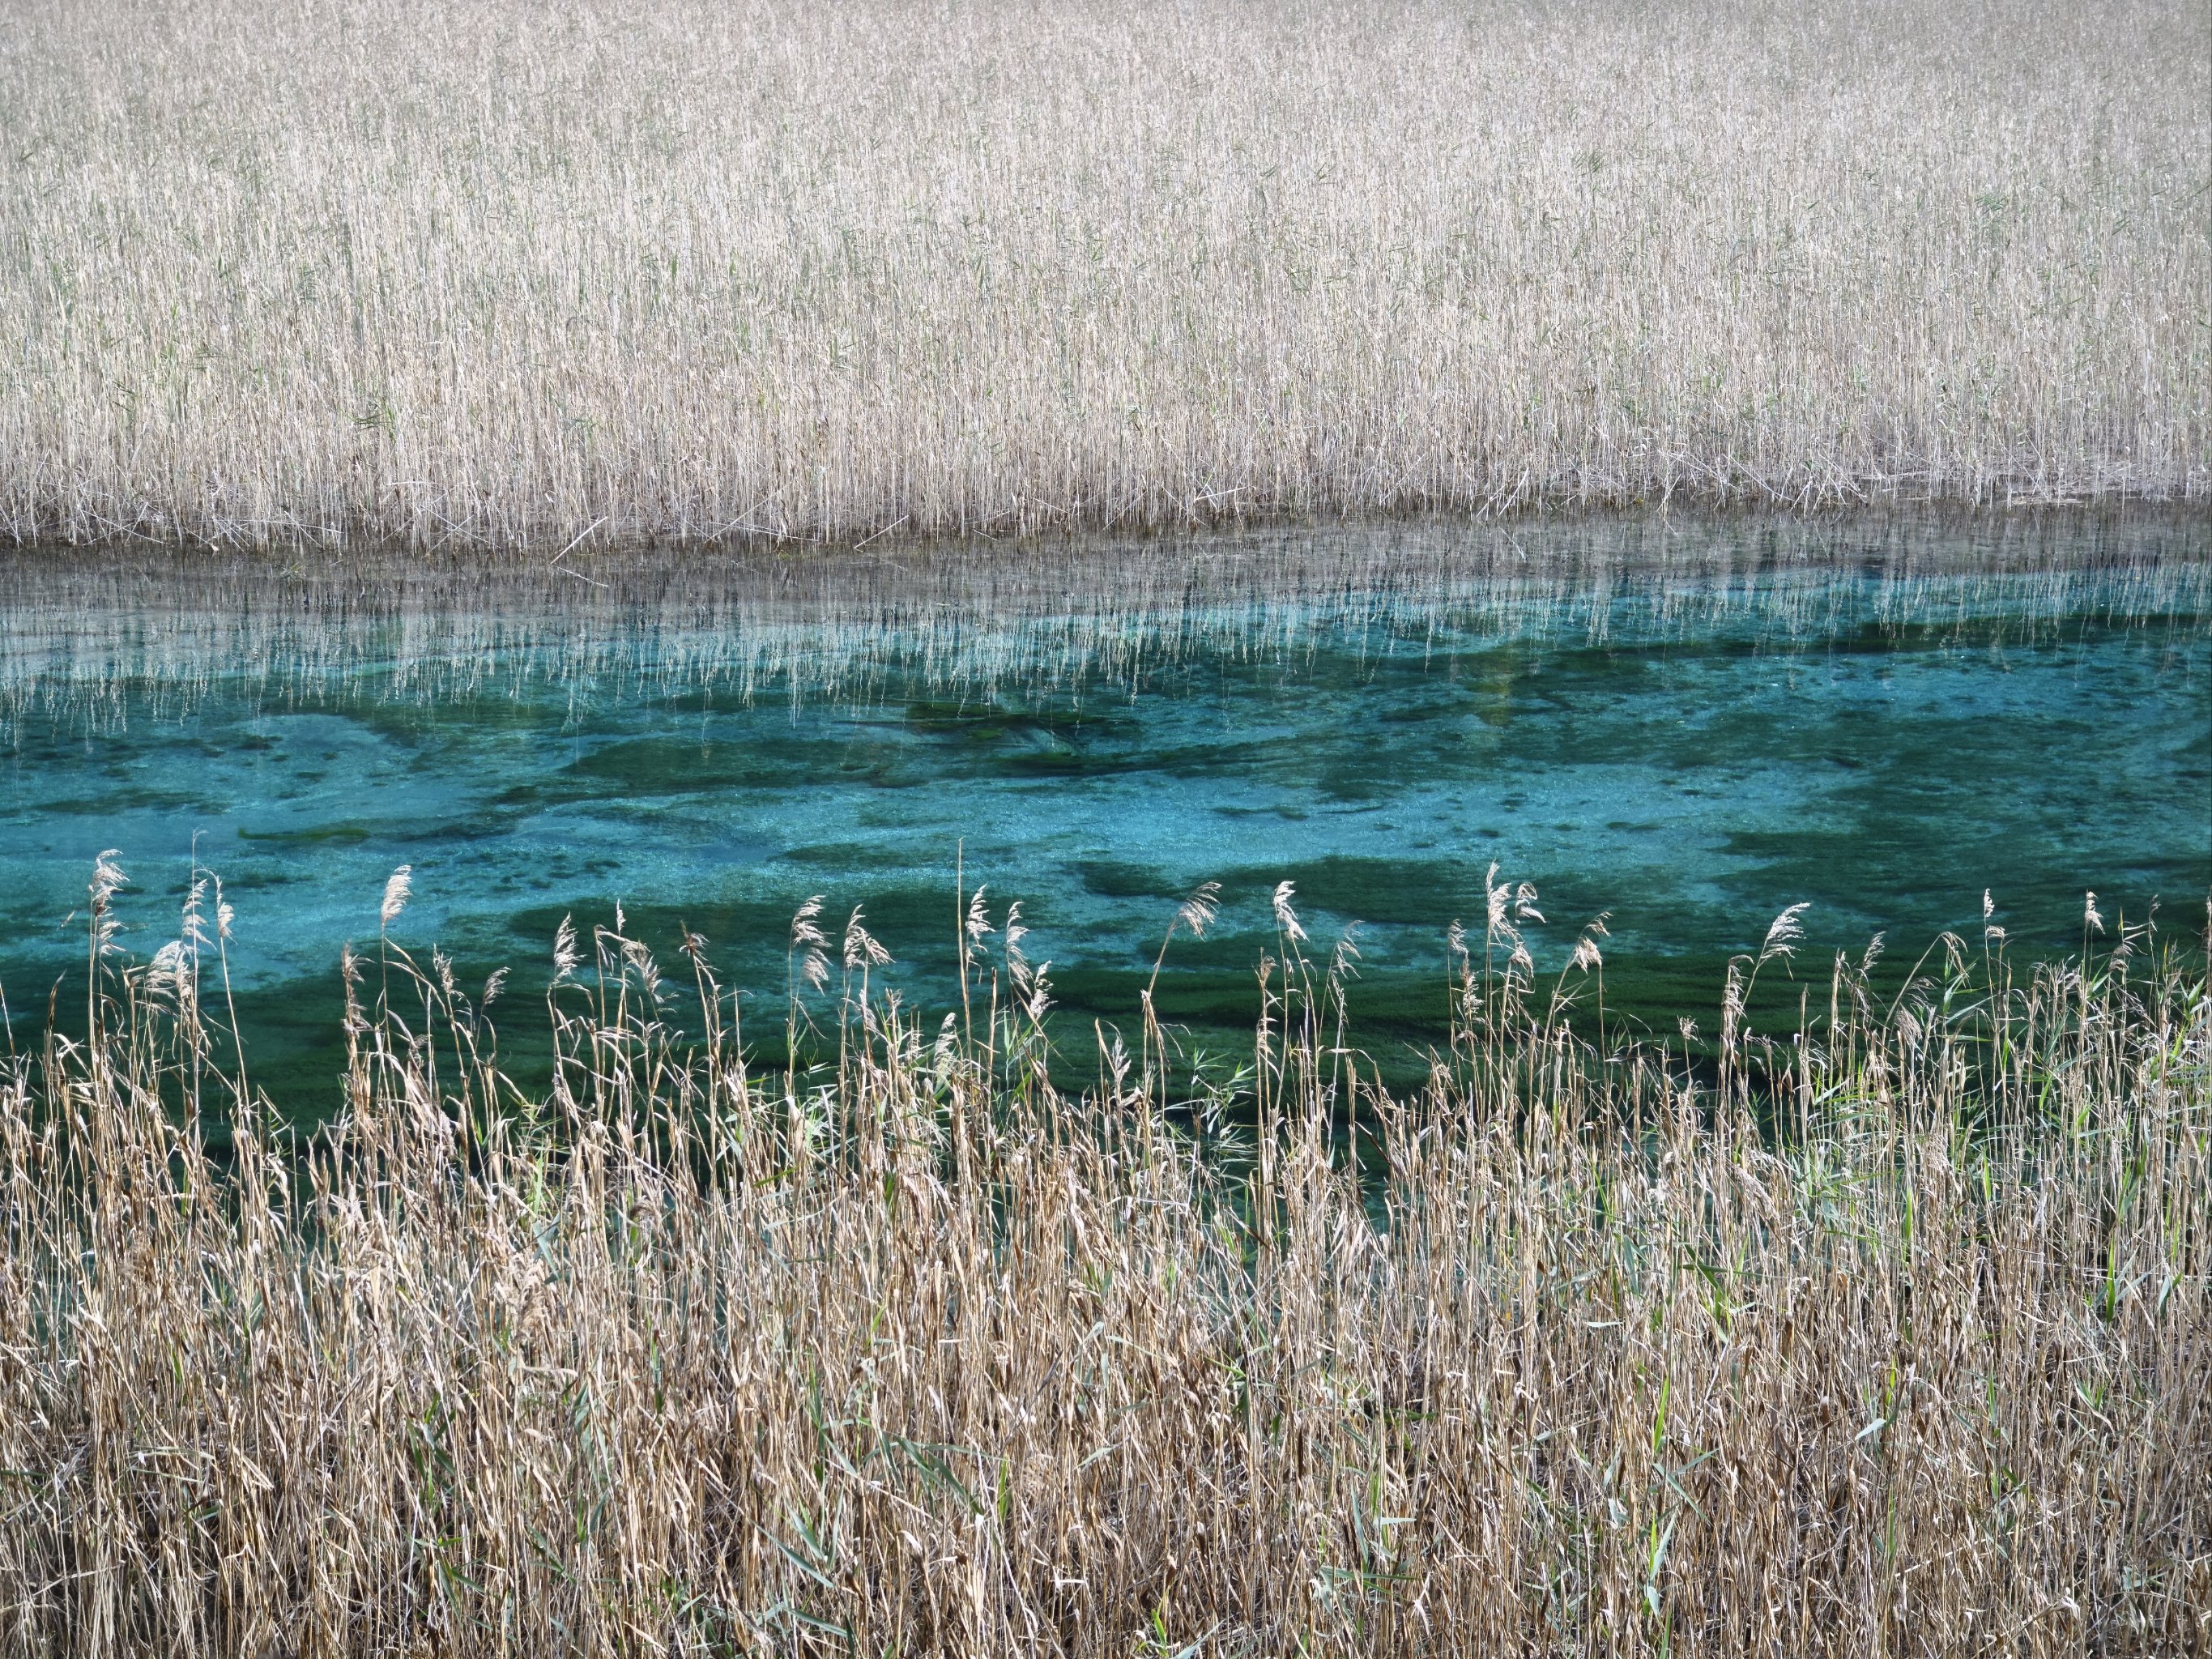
[0,867,2206,1655]
[3,2,2211,1653]
[0,0,2206,551]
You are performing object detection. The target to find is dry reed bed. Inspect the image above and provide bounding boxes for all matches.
[0,864,2206,1656]
[2,0,2206,552]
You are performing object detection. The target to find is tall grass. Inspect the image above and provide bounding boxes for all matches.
[1,861,2205,1654]
[2,0,2206,552]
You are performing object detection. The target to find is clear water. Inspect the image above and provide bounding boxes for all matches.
[3,520,2207,1100]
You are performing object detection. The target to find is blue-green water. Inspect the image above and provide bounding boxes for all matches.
[3,521,2207,1098]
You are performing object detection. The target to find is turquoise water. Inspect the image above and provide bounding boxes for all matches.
[2,521,2207,1098]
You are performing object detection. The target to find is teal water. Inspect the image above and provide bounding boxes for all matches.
[2,520,2207,1100]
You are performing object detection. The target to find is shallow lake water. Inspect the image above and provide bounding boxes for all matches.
[3,518,2207,1101]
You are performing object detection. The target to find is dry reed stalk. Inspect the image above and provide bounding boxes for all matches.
[0,867,2205,1655]
[0,0,2205,552]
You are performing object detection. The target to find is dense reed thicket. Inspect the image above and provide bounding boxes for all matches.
[1,861,2206,1656]
[2,0,2206,551]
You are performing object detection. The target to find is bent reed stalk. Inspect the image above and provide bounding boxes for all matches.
[0,864,2206,1655]
[2,0,2206,552]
